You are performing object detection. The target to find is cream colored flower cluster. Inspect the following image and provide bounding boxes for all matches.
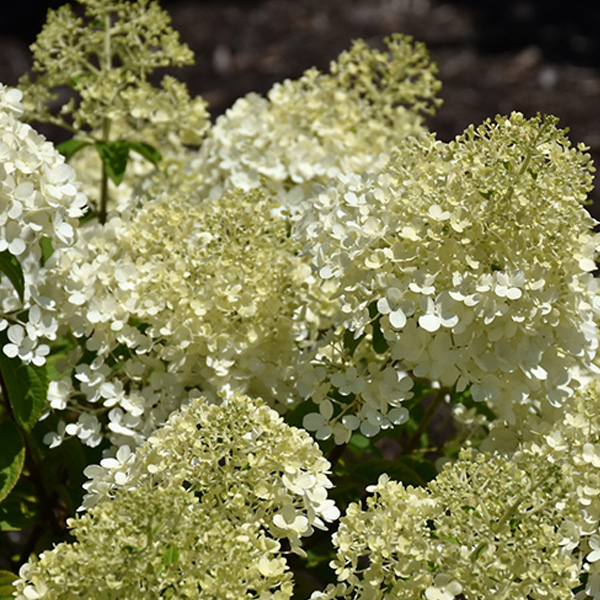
[191,34,441,209]
[312,378,600,600]
[37,33,443,449]
[14,393,339,599]
[315,454,580,599]
[81,392,339,544]
[46,186,320,447]
[296,112,599,438]
[0,84,87,366]
[15,487,292,600]
[296,325,414,444]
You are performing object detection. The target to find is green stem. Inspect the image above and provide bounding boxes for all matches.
[99,147,109,224]
[501,116,551,205]
[402,389,445,456]
[98,11,113,225]
[327,442,347,470]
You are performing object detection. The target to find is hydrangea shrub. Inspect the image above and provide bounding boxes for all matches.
[0,0,599,598]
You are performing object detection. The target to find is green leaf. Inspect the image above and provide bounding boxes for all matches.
[0,570,18,599]
[347,433,370,453]
[40,237,54,266]
[0,489,39,531]
[68,73,93,89]
[0,341,48,432]
[343,328,365,358]
[95,141,130,186]
[127,141,162,166]
[56,138,91,161]
[0,419,25,503]
[509,517,522,532]
[0,252,24,303]
[162,544,179,567]
[472,542,488,560]
[350,456,437,488]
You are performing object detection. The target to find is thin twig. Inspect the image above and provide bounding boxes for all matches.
[402,389,445,456]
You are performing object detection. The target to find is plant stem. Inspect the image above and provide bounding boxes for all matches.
[402,389,445,456]
[98,11,113,225]
[99,145,109,224]
[327,442,348,470]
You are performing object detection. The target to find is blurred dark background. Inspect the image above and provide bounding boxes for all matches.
[1,0,599,212]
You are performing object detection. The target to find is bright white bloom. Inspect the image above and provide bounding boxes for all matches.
[0,84,87,367]
[40,35,441,449]
[296,113,599,432]
[425,575,463,600]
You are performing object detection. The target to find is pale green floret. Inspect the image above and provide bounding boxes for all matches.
[19,0,195,133]
[193,34,441,208]
[15,392,339,599]
[15,487,293,600]
[18,0,210,217]
[66,75,211,213]
[296,112,599,436]
[80,391,340,549]
[81,392,340,545]
[315,451,581,600]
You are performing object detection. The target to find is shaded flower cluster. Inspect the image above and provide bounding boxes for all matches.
[14,392,339,599]
[18,0,210,215]
[16,487,293,600]
[67,75,211,213]
[19,0,197,134]
[311,378,600,599]
[45,187,323,447]
[296,112,599,439]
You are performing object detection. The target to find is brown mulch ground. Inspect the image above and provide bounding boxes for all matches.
[2,0,599,213]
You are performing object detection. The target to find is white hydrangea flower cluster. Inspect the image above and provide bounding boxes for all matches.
[192,35,441,210]
[80,392,339,550]
[313,378,600,599]
[15,393,339,598]
[296,112,599,436]
[297,326,415,444]
[37,34,442,449]
[45,185,324,448]
[0,84,87,366]
[485,378,600,596]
